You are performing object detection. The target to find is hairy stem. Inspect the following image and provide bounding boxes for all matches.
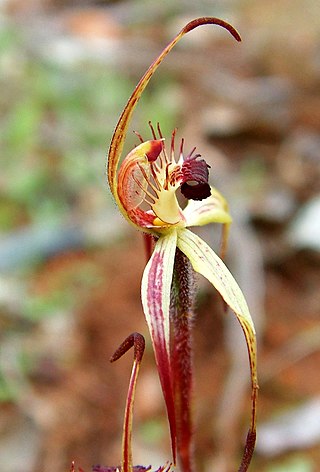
[110,333,145,472]
[170,248,196,472]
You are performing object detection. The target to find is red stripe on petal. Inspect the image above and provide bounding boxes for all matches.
[141,232,178,463]
[146,250,177,462]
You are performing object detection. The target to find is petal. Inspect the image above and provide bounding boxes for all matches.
[183,186,232,258]
[183,186,232,227]
[118,140,164,212]
[107,18,241,231]
[176,229,258,464]
[141,230,178,462]
[117,140,166,228]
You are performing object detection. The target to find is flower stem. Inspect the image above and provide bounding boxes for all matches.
[110,333,145,472]
[170,248,195,472]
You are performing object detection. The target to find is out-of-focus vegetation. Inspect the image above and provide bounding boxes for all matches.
[0,6,181,470]
[0,23,179,233]
[0,1,320,471]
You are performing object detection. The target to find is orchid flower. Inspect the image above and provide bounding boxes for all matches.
[107,17,258,472]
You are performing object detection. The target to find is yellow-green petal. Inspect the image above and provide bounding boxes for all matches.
[183,186,232,227]
[176,228,258,468]
[183,186,232,258]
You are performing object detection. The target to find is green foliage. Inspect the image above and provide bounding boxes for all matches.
[0,369,18,402]
[265,455,315,472]
[139,419,166,445]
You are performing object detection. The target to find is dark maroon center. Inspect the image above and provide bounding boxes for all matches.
[180,156,211,201]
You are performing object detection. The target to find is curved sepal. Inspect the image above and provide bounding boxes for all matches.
[176,228,258,469]
[141,230,178,462]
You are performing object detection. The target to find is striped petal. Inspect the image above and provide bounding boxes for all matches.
[176,228,258,469]
[141,230,178,462]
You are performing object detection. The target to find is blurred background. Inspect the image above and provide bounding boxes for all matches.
[0,0,320,471]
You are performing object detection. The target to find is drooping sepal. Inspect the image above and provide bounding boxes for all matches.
[176,228,258,471]
[141,231,178,462]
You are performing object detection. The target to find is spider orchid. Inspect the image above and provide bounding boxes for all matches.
[107,17,258,472]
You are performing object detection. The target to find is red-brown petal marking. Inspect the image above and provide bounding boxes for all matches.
[141,232,178,462]
[117,140,162,214]
[145,250,177,459]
